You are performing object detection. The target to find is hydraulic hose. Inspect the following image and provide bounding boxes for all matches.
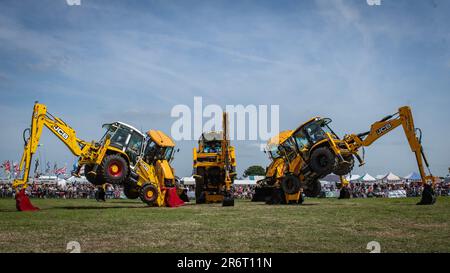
[23,128,30,145]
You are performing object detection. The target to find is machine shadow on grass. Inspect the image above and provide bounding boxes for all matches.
[55,205,147,210]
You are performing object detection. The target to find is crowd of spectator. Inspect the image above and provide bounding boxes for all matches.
[322,181,450,198]
[1,180,449,200]
[0,182,122,199]
[233,185,255,199]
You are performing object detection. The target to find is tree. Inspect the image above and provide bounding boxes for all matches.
[243,165,265,177]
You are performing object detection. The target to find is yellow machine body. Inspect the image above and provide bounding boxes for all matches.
[127,129,184,207]
[193,112,236,206]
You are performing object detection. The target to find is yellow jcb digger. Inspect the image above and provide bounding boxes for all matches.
[253,106,436,205]
[192,112,236,206]
[13,101,184,211]
[124,130,185,207]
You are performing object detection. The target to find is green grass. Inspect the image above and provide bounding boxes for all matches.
[0,197,449,253]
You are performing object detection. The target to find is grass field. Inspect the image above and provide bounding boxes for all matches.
[0,197,449,253]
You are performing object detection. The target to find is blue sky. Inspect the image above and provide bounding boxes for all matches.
[0,0,449,177]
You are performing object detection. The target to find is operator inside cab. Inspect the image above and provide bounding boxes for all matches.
[204,141,222,153]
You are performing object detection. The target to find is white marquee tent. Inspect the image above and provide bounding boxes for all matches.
[234,179,257,185]
[345,174,361,183]
[380,172,403,183]
[404,172,422,182]
[360,173,377,183]
[180,176,195,185]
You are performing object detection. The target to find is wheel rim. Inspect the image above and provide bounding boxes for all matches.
[146,190,154,199]
[108,162,122,177]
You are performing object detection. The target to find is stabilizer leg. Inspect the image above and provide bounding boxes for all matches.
[417,184,436,205]
[15,189,39,211]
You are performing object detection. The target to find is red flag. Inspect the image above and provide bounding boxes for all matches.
[13,162,20,173]
[3,161,11,172]
[55,166,67,175]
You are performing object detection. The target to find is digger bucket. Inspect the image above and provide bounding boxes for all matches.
[165,187,184,207]
[15,189,39,211]
[417,184,436,205]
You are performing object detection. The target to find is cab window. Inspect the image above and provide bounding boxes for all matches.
[203,141,221,153]
[143,140,159,164]
[126,132,144,165]
[304,122,326,143]
[294,130,309,150]
[280,138,297,161]
[110,127,131,148]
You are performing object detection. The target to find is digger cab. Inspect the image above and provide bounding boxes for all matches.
[124,129,183,207]
[291,117,339,153]
[100,121,145,166]
[266,130,294,160]
[199,132,223,154]
[142,130,176,165]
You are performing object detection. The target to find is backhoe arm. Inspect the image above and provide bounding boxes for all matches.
[222,112,232,192]
[13,102,91,190]
[344,106,434,186]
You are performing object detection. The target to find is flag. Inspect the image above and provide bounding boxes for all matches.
[13,161,20,177]
[2,160,11,172]
[2,161,11,179]
[55,165,67,176]
[45,161,51,174]
[34,158,40,174]
[13,162,19,172]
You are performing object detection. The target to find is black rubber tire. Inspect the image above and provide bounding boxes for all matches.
[123,184,139,199]
[281,175,301,195]
[309,147,337,176]
[252,187,273,202]
[304,180,322,197]
[266,188,284,205]
[140,184,159,206]
[84,164,104,185]
[99,154,128,185]
[339,187,351,199]
[334,155,355,176]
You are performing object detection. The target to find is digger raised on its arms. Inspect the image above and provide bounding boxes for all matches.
[254,106,436,205]
[13,102,184,211]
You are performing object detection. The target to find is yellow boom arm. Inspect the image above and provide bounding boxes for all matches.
[222,112,232,192]
[13,102,93,190]
[344,106,434,185]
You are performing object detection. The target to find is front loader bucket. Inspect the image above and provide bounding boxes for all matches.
[417,184,436,205]
[15,189,39,211]
[165,188,184,207]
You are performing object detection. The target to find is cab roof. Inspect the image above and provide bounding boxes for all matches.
[147,130,175,147]
[108,121,145,137]
[266,130,294,147]
[292,117,324,134]
[201,131,223,142]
